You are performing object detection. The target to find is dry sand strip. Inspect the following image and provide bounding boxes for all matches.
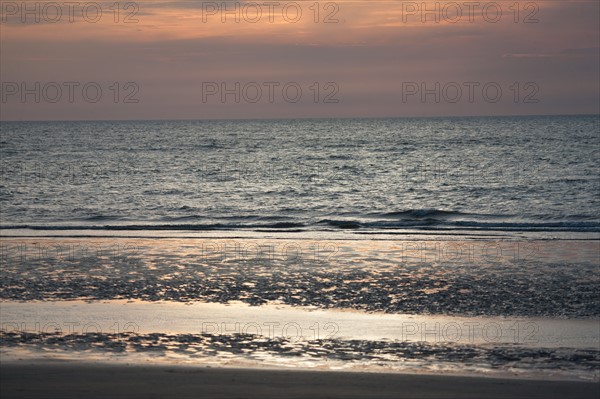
[1,362,599,399]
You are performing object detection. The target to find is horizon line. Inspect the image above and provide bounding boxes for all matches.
[1,113,599,124]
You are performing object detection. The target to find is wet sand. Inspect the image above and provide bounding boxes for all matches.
[2,236,598,395]
[1,361,599,399]
[1,237,598,317]
[2,300,599,380]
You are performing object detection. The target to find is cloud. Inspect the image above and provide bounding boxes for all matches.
[1,0,598,120]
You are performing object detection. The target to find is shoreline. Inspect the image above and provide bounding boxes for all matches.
[1,361,599,399]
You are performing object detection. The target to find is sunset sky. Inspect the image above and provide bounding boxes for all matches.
[1,0,598,120]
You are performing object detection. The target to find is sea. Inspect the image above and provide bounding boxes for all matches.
[1,115,599,380]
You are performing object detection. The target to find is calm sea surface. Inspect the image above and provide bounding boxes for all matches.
[1,115,599,234]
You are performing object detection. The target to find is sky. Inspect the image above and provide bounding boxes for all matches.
[0,0,599,120]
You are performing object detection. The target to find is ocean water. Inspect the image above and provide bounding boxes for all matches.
[1,115,599,234]
[1,116,599,380]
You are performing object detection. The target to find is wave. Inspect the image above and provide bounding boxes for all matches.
[319,219,599,232]
[2,221,599,233]
[376,209,467,219]
[80,215,126,222]
[2,210,599,233]
[317,219,363,229]
[0,222,308,231]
